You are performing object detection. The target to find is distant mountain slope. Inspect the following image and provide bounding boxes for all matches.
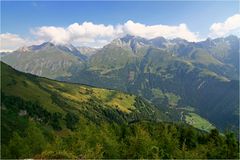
[58,36,239,131]
[197,35,239,69]
[2,36,238,80]
[1,42,86,79]
[77,46,98,57]
[63,46,239,131]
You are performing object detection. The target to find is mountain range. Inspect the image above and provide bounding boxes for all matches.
[1,35,239,132]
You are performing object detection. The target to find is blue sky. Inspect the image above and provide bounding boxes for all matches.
[1,1,240,50]
[2,1,238,36]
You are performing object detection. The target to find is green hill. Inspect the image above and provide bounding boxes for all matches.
[1,62,239,159]
[1,61,167,123]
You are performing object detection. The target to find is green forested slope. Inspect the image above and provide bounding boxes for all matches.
[1,62,239,159]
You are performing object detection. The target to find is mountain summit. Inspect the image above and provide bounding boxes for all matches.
[1,42,87,78]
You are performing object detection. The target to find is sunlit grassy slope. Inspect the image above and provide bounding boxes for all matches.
[42,80,136,113]
[185,112,215,132]
[1,62,167,123]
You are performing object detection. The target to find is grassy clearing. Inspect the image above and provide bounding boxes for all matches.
[151,88,165,99]
[185,112,215,132]
[39,75,136,113]
[177,106,195,112]
[105,92,136,113]
[165,92,181,107]
[1,63,136,114]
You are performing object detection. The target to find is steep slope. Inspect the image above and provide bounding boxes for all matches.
[1,62,239,159]
[197,35,239,68]
[85,35,238,80]
[169,36,239,80]
[1,61,168,123]
[77,46,98,58]
[58,37,239,132]
[1,42,86,79]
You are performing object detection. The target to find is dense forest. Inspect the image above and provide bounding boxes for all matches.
[1,94,239,159]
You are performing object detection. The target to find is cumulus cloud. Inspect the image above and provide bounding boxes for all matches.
[32,26,69,44]
[30,20,199,48]
[1,20,207,51]
[209,13,240,37]
[30,22,124,47]
[122,20,199,41]
[0,33,45,52]
[66,22,122,47]
[0,33,28,52]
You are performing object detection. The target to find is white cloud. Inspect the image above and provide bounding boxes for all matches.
[31,26,70,44]
[1,20,201,51]
[67,22,117,38]
[122,20,199,41]
[31,22,123,47]
[0,33,45,52]
[209,13,240,37]
[0,33,28,52]
[67,22,122,47]
[30,20,199,47]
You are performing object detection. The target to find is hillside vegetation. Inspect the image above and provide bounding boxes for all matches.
[1,62,239,159]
